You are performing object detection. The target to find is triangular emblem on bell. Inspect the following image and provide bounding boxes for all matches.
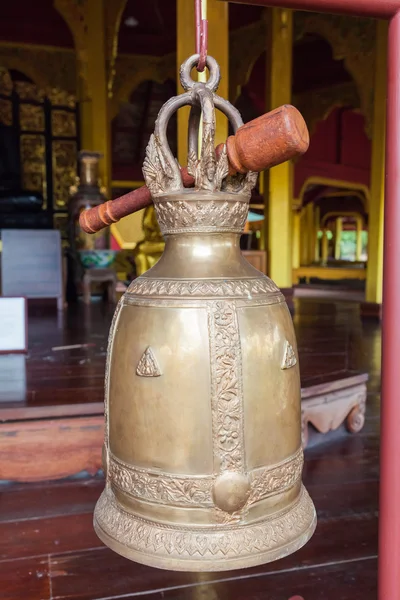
[282,341,297,370]
[136,347,162,377]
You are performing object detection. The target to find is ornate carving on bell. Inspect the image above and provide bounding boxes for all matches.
[94,55,316,571]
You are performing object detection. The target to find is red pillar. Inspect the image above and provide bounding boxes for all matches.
[379,10,400,600]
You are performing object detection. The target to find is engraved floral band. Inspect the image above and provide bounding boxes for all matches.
[109,448,304,508]
[125,277,283,300]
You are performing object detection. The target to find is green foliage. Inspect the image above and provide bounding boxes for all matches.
[339,230,368,261]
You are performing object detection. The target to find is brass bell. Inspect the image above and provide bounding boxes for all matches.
[94,54,316,572]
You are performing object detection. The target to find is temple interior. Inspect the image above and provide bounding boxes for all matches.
[0,1,384,598]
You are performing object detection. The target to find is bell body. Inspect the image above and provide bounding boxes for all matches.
[94,190,316,571]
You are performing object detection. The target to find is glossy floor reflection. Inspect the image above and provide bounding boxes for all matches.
[0,297,381,599]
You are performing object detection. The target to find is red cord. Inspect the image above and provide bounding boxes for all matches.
[194,0,208,72]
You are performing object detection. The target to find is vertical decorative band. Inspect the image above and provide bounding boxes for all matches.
[208,301,246,474]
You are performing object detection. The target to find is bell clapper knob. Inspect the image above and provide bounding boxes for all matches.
[212,471,251,513]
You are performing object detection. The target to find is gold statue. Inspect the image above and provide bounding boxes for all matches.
[133,206,165,276]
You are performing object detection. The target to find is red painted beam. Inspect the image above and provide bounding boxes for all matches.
[220,0,400,19]
[379,11,400,600]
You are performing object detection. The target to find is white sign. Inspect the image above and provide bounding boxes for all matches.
[0,355,26,401]
[1,229,63,310]
[0,297,27,353]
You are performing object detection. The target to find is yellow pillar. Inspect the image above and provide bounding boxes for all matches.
[77,0,111,192]
[314,206,320,262]
[176,0,228,166]
[335,217,342,260]
[366,20,387,304]
[355,216,363,261]
[321,229,329,266]
[303,202,314,265]
[292,211,300,269]
[300,207,308,266]
[267,8,293,287]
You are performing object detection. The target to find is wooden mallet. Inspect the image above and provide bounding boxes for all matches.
[79,104,309,234]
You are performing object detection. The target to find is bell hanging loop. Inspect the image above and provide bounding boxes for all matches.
[180,54,221,92]
[145,54,253,199]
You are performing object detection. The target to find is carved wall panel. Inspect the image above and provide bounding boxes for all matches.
[0,67,13,96]
[0,66,79,224]
[47,88,76,109]
[52,110,77,137]
[15,81,45,103]
[20,104,45,132]
[52,140,78,209]
[20,134,46,196]
[0,98,12,126]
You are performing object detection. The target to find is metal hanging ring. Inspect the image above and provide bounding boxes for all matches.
[180,54,220,92]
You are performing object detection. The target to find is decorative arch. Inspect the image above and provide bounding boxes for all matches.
[0,57,45,91]
[296,176,371,211]
[318,189,368,208]
[112,77,177,182]
[54,0,128,98]
[321,211,366,227]
[229,19,266,103]
[111,53,175,120]
[53,0,87,86]
[0,45,76,94]
[294,12,376,137]
[294,82,360,138]
[105,0,128,98]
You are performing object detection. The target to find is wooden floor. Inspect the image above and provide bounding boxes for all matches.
[0,297,381,599]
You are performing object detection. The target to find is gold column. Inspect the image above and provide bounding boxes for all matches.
[176,0,229,166]
[300,207,308,266]
[78,0,111,192]
[304,202,314,265]
[292,210,300,269]
[355,215,363,261]
[334,217,342,260]
[314,206,320,262]
[366,20,387,304]
[267,8,293,287]
[321,229,329,266]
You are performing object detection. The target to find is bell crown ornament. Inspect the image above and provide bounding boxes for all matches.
[94,54,316,572]
[143,55,257,237]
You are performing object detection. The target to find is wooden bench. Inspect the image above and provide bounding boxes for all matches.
[293,266,366,285]
[301,371,368,448]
